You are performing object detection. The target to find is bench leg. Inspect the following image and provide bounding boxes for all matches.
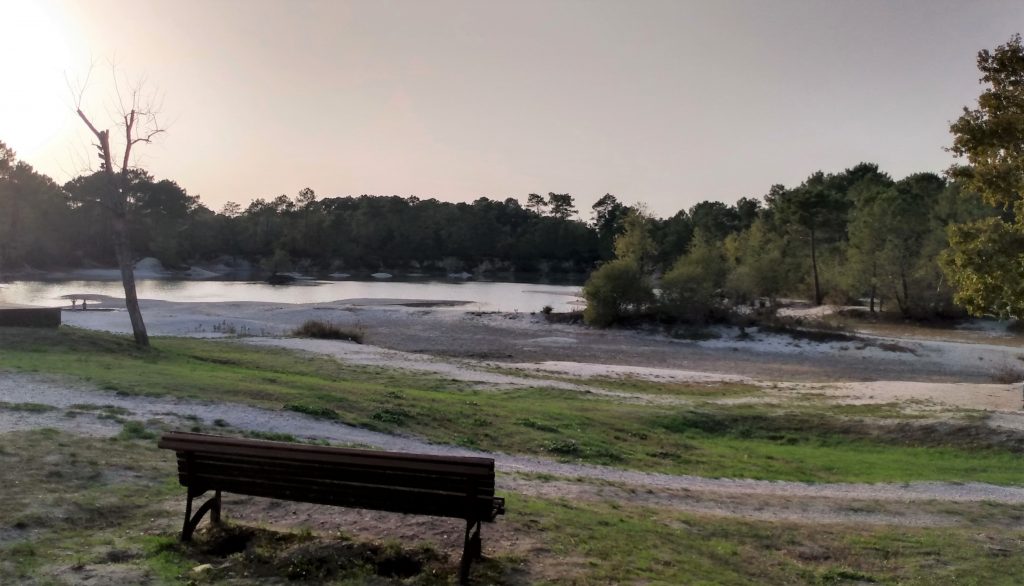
[181,488,223,542]
[211,490,222,523]
[459,519,482,584]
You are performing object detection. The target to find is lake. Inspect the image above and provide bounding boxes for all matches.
[0,278,585,313]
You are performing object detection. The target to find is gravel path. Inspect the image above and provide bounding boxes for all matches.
[3,372,1023,506]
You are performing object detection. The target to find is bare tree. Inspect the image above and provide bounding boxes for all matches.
[69,68,165,347]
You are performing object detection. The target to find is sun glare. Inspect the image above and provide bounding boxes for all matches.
[0,0,76,158]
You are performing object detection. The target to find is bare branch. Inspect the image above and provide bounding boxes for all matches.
[121,109,135,174]
[76,109,103,140]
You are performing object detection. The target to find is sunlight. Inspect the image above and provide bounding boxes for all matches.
[0,0,75,158]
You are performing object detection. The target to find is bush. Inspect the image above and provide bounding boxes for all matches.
[658,232,728,323]
[582,259,655,326]
[292,320,364,343]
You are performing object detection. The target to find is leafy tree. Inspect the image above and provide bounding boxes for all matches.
[875,176,945,316]
[942,34,1024,317]
[0,143,68,273]
[526,193,547,214]
[547,192,577,220]
[262,248,292,275]
[723,218,789,305]
[591,193,629,258]
[651,210,693,268]
[688,201,740,242]
[844,185,889,312]
[659,231,728,322]
[734,197,762,231]
[613,209,657,272]
[943,217,1024,317]
[220,201,242,217]
[582,259,654,326]
[772,173,850,305]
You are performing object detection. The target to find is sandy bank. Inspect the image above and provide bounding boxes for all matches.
[54,298,1024,392]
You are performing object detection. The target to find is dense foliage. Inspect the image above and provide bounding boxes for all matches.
[579,164,997,325]
[942,34,1024,318]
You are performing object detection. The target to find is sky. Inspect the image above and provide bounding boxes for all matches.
[1,0,1021,218]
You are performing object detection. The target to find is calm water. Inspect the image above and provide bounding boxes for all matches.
[0,278,584,313]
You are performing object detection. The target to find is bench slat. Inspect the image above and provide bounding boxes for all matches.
[177,455,495,495]
[184,471,499,519]
[159,432,493,472]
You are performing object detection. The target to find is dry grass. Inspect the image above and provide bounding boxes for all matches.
[291,320,365,343]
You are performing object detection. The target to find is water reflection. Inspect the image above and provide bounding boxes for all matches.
[0,279,584,313]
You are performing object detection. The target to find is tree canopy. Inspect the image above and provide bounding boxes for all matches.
[943,34,1024,318]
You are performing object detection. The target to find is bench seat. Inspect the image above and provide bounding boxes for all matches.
[159,432,505,583]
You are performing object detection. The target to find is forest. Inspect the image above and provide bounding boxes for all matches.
[0,139,997,322]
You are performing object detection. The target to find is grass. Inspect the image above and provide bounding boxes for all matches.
[563,374,762,398]
[0,429,501,585]
[286,403,343,420]
[118,420,157,440]
[512,496,1024,585]
[2,327,1024,484]
[2,429,1023,585]
[0,401,57,412]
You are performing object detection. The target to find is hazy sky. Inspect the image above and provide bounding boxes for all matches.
[2,0,1021,217]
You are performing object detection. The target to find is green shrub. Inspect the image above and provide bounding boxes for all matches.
[659,231,728,323]
[291,320,364,343]
[582,259,654,326]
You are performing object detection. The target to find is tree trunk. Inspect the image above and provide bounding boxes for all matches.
[810,227,822,305]
[869,284,876,313]
[111,212,149,347]
[899,271,910,317]
[75,106,153,348]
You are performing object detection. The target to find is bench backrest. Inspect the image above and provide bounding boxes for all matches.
[159,432,500,521]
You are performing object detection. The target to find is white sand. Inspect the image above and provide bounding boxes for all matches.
[56,298,1024,412]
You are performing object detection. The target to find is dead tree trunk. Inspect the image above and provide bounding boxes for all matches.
[76,108,152,347]
[111,210,148,346]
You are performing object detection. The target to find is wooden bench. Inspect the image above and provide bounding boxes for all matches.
[158,432,505,583]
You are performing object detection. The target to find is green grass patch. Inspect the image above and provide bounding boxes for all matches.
[118,420,157,440]
[2,429,1024,584]
[285,403,342,420]
[2,327,1024,484]
[513,496,1024,585]
[0,401,56,412]
[576,375,762,398]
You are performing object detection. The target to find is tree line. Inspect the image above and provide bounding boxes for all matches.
[0,141,994,320]
[583,33,1024,326]
[583,166,997,325]
[2,34,1022,330]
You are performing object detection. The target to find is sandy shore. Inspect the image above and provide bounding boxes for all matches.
[62,297,1024,382]
[49,296,1024,414]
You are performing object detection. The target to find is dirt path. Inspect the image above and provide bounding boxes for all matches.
[3,372,1023,510]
